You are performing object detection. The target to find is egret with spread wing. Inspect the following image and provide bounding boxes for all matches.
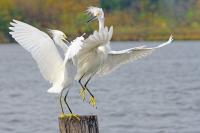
[9,20,81,118]
[64,7,173,108]
[85,6,174,76]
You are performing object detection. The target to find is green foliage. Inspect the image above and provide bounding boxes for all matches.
[101,0,132,11]
[101,0,200,40]
[0,0,24,41]
[0,0,200,42]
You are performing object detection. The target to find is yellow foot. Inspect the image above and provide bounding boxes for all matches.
[80,88,87,101]
[89,96,97,108]
[60,113,80,121]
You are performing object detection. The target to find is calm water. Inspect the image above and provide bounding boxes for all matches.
[0,41,200,133]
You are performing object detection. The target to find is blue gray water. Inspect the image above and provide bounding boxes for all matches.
[0,41,200,133]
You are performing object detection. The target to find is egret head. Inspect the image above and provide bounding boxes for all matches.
[86,6,104,23]
[48,29,68,43]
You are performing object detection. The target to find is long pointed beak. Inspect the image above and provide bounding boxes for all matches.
[87,16,97,23]
[62,37,70,44]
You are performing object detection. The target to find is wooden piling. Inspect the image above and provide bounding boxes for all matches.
[58,115,99,133]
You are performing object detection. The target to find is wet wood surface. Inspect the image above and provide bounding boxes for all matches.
[59,115,99,133]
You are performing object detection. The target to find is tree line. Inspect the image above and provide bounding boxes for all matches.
[0,0,200,43]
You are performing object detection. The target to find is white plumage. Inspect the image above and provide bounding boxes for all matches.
[75,26,113,80]
[64,7,173,107]
[97,35,173,76]
[9,20,73,94]
[8,6,174,112]
[65,26,113,82]
[83,6,173,77]
[64,36,84,63]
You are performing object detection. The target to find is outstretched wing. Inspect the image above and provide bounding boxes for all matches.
[79,26,113,55]
[9,20,63,83]
[98,35,173,76]
[64,26,113,65]
[64,35,84,63]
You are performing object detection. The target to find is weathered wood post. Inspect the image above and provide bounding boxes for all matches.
[59,115,99,133]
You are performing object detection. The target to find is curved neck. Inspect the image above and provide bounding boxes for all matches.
[98,17,105,32]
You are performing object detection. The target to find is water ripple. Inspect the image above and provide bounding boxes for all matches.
[1,42,200,133]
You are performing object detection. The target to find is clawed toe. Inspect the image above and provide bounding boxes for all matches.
[80,88,87,101]
[89,96,97,107]
[60,113,80,121]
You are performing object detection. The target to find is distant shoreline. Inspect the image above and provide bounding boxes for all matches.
[2,39,200,45]
[4,31,200,43]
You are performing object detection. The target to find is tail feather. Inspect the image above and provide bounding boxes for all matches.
[47,85,63,94]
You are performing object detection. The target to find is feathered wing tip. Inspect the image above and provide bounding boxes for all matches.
[108,26,113,40]
[64,34,85,64]
[9,19,35,39]
[155,35,173,48]
[9,19,16,27]
[9,19,22,35]
[168,34,173,43]
[9,19,39,31]
[9,19,21,27]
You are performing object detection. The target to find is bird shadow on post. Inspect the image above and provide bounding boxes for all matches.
[59,115,99,133]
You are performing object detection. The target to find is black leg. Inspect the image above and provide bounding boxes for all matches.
[60,88,65,114]
[64,89,73,114]
[84,76,97,108]
[79,74,88,101]
[79,74,85,90]
[84,76,91,88]
[84,76,94,97]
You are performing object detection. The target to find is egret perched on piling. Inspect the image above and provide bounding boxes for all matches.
[64,7,173,107]
[9,20,82,118]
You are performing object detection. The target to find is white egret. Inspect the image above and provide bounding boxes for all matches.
[65,7,113,107]
[65,7,173,108]
[67,26,113,107]
[85,6,174,76]
[9,20,82,118]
